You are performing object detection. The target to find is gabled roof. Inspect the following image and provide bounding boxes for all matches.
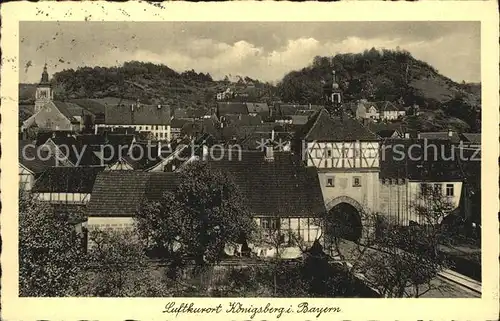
[173,108,188,119]
[290,115,309,125]
[145,172,179,201]
[418,131,460,144]
[223,114,263,126]
[86,171,151,217]
[104,103,171,126]
[35,131,75,146]
[295,109,379,142]
[45,137,103,166]
[217,102,248,116]
[379,139,463,181]
[31,166,105,193]
[376,129,399,138]
[206,151,326,217]
[245,103,269,114]
[170,118,193,129]
[52,101,81,123]
[19,140,57,174]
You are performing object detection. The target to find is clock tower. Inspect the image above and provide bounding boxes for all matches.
[34,63,53,113]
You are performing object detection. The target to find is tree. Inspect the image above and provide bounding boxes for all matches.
[135,161,257,266]
[325,187,452,298]
[81,228,173,297]
[19,191,84,296]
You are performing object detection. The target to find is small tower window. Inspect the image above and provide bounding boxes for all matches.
[353,176,362,187]
[326,176,335,187]
[332,93,341,104]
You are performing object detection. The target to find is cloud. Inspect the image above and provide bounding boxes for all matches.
[19,22,480,84]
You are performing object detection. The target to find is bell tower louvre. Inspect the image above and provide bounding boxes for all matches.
[34,63,54,113]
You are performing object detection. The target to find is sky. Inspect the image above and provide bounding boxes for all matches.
[19,21,480,84]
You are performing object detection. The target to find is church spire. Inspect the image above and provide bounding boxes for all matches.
[40,63,49,84]
[324,66,343,118]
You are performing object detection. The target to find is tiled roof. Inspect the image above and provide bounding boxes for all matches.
[19,140,57,174]
[245,103,269,115]
[35,131,74,146]
[418,131,460,144]
[104,104,171,125]
[86,171,151,217]
[45,137,103,166]
[223,114,263,126]
[173,108,188,118]
[295,109,379,142]
[206,151,326,217]
[290,115,309,125]
[170,118,192,129]
[217,102,248,116]
[379,139,463,181]
[52,101,80,123]
[32,166,105,193]
[376,129,399,138]
[145,172,179,201]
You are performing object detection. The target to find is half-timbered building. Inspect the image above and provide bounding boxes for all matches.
[293,69,380,242]
[31,166,105,214]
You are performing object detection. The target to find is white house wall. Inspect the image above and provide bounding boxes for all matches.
[95,124,171,141]
[379,180,463,225]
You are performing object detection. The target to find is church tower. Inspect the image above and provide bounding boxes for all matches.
[323,68,343,117]
[34,63,53,113]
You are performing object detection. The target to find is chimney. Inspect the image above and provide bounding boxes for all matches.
[158,141,162,157]
[158,104,162,109]
[271,129,275,141]
[448,129,453,137]
[417,133,421,139]
[404,132,410,139]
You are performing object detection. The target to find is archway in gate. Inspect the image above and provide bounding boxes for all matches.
[325,196,364,243]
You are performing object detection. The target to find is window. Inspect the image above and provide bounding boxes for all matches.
[420,183,430,195]
[353,176,361,187]
[446,184,454,196]
[261,218,280,230]
[433,183,442,195]
[342,147,349,158]
[139,126,143,130]
[326,149,332,158]
[326,177,335,187]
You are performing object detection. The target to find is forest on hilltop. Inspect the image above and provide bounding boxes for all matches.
[277,48,481,131]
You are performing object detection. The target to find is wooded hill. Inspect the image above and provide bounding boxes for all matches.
[19,61,275,112]
[277,48,481,132]
[19,49,480,132]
